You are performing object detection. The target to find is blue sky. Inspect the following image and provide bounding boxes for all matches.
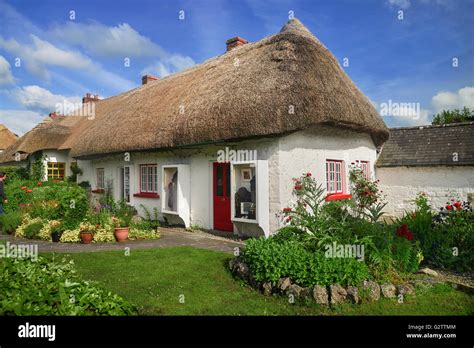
[0,0,473,135]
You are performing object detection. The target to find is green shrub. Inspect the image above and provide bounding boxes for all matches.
[397,194,473,272]
[23,221,44,239]
[0,256,135,315]
[0,166,29,180]
[0,210,23,234]
[242,237,369,287]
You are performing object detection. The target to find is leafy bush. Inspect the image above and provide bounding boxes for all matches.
[0,210,23,234]
[24,221,45,239]
[15,216,44,239]
[4,179,88,231]
[396,194,473,272]
[0,256,135,315]
[59,229,81,243]
[242,237,369,287]
[0,166,29,180]
[129,227,160,240]
[139,204,160,230]
[348,164,387,222]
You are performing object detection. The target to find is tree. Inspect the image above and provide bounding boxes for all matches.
[431,107,474,125]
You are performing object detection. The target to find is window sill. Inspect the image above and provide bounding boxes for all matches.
[325,193,352,201]
[133,192,160,199]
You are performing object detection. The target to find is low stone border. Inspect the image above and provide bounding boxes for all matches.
[229,257,417,306]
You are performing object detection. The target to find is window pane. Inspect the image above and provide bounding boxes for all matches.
[153,166,158,192]
[148,166,153,192]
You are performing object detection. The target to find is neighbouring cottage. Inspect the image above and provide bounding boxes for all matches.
[0,19,389,237]
[0,124,18,154]
[376,122,474,217]
[0,112,84,179]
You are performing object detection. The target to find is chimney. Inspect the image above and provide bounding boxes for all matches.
[82,93,99,104]
[49,112,61,120]
[142,74,158,85]
[226,36,248,51]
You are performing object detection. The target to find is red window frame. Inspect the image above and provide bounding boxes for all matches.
[139,164,158,194]
[357,160,370,179]
[325,159,351,201]
[96,168,105,189]
[326,159,345,194]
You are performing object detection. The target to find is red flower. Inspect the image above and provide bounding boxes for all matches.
[37,182,43,186]
[26,189,32,193]
[294,184,303,190]
[283,207,292,213]
[396,224,414,241]
[306,172,312,177]
[21,186,27,190]
[446,205,453,211]
[285,217,292,223]
[453,201,462,210]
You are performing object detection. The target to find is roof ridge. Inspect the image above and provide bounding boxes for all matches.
[389,121,474,131]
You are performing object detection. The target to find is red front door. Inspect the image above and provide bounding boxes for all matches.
[213,162,233,232]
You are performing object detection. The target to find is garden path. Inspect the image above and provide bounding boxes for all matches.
[0,227,244,254]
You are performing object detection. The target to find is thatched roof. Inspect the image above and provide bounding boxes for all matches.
[1,19,388,162]
[65,19,388,158]
[0,124,18,150]
[0,116,81,163]
[377,122,474,167]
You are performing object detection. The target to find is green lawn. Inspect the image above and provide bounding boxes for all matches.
[46,247,474,316]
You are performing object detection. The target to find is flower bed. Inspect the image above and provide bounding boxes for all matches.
[0,178,161,244]
[228,170,472,304]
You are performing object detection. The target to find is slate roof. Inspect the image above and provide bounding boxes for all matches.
[376,122,474,167]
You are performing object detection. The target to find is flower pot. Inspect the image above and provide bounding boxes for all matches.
[51,232,61,243]
[114,227,129,242]
[80,231,94,244]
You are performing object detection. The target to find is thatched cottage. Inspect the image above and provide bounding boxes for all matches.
[376,122,474,217]
[0,19,389,236]
[0,125,18,154]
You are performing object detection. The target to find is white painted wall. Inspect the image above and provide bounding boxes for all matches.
[376,166,474,217]
[73,125,378,237]
[42,150,74,181]
[272,126,377,234]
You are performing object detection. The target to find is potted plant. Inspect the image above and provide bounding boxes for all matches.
[50,220,62,242]
[112,201,134,242]
[79,222,95,244]
[112,215,134,242]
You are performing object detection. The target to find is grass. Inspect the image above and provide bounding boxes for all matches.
[43,247,474,316]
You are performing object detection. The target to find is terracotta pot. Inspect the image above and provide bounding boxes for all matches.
[114,227,129,242]
[80,232,94,244]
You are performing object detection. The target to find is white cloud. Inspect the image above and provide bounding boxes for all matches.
[431,86,474,112]
[0,34,136,91]
[0,109,43,136]
[0,35,94,81]
[50,21,195,78]
[388,0,411,9]
[0,55,15,85]
[49,22,165,58]
[141,55,195,78]
[12,85,82,114]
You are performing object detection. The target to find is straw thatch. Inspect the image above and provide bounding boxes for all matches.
[0,124,18,150]
[64,19,388,158]
[2,19,389,162]
[0,116,81,163]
